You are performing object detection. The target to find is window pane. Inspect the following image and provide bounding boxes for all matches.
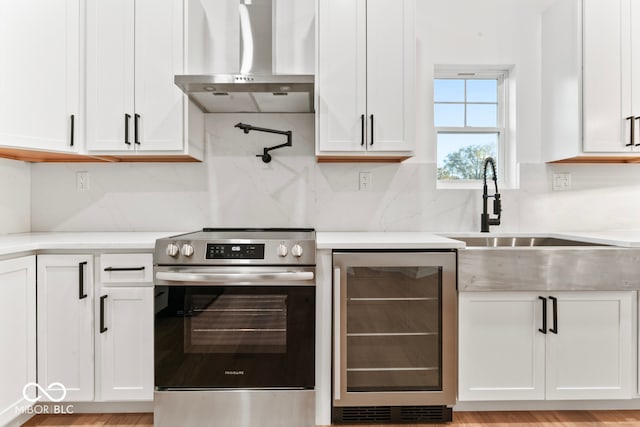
[467,104,497,127]
[434,103,464,127]
[434,79,464,102]
[437,133,498,180]
[467,79,497,102]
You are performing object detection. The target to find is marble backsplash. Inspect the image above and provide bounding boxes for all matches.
[29,114,640,233]
[0,157,30,234]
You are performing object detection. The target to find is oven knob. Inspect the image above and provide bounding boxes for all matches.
[181,243,195,257]
[277,242,288,257]
[166,243,179,257]
[291,243,304,258]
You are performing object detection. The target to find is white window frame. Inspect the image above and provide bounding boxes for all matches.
[434,69,512,189]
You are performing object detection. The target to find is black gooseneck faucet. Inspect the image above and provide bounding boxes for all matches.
[481,157,502,232]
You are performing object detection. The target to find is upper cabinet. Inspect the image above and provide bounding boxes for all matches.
[0,0,84,159]
[86,0,203,161]
[542,0,640,162]
[0,0,204,162]
[316,0,415,161]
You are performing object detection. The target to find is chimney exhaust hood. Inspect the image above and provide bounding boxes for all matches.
[175,0,314,114]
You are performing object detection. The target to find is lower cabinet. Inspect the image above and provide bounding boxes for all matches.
[0,256,36,426]
[459,291,634,401]
[37,253,153,404]
[96,286,153,401]
[37,254,95,401]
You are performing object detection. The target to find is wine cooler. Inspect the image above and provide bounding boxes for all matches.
[332,251,457,424]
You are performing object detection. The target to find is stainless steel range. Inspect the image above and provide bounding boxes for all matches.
[153,228,316,427]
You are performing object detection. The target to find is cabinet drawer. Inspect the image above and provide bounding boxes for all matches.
[99,253,152,285]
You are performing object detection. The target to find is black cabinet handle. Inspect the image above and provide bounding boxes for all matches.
[124,114,131,145]
[99,295,108,333]
[360,114,365,146]
[134,113,141,145]
[635,117,640,146]
[78,261,88,300]
[549,296,558,334]
[626,116,635,147]
[104,266,145,272]
[70,114,75,147]
[369,114,374,146]
[538,296,547,334]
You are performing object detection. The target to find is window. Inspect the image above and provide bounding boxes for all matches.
[434,71,509,186]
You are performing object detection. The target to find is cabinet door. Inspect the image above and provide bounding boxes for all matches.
[86,0,136,152]
[458,292,545,401]
[134,0,184,152]
[317,0,367,153]
[583,0,630,152]
[545,291,633,400]
[97,287,153,401]
[366,0,415,152]
[0,256,36,426]
[37,255,94,402]
[0,0,80,153]
[630,0,640,118]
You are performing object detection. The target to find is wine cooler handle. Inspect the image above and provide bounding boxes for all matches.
[333,267,341,401]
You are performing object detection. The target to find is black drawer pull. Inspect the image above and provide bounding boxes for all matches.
[78,261,88,300]
[549,296,558,334]
[626,116,635,147]
[70,114,75,147]
[538,296,547,334]
[104,266,146,272]
[125,114,131,145]
[100,295,108,333]
[134,113,141,145]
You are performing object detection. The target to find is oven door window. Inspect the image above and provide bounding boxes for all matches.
[155,285,315,389]
[187,293,287,354]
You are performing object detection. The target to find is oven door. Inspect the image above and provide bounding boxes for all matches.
[154,266,315,390]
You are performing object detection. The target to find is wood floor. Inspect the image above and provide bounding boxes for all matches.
[21,410,640,426]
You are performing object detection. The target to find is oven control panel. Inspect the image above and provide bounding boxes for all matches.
[206,243,265,259]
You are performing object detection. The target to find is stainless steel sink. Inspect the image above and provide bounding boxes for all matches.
[450,236,640,291]
[456,236,604,247]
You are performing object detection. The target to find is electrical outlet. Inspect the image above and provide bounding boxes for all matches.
[552,173,571,191]
[76,171,89,192]
[359,172,372,191]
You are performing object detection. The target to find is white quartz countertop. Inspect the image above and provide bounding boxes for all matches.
[316,232,466,250]
[0,231,182,256]
[0,230,638,257]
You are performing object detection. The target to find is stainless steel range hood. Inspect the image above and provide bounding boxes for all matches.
[175,0,314,113]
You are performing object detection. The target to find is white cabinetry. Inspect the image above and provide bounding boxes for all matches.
[37,255,95,402]
[459,291,634,401]
[317,0,415,160]
[37,253,154,404]
[0,0,82,156]
[582,0,639,154]
[96,253,153,401]
[0,256,36,426]
[86,0,203,159]
[542,0,640,161]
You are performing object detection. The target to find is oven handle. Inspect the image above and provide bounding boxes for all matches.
[155,271,314,284]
